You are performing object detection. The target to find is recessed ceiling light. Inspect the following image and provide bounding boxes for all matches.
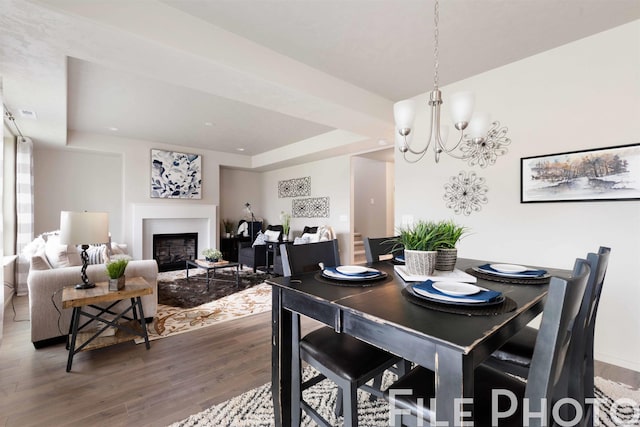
[108,127,119,131]
[236,148,245,152]
[378,139,388,146]
[204,122,214,127]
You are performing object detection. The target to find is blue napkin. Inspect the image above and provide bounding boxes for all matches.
[394,255,405,263]
[479,264,547,277]
[413,280,502,302]
[324,267,380,278]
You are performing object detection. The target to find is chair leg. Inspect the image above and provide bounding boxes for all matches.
[343,382,358,427]
[335,388,343,418]
[369,374,383,402]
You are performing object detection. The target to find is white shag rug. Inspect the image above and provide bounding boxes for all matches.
[169,368,640,427]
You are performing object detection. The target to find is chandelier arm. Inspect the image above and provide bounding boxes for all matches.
[403,147,430,163]
[436,130,466,154]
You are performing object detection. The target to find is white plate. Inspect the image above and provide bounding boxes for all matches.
[489,263,529,274]
[432,282,481,296]
[336,265,368,275]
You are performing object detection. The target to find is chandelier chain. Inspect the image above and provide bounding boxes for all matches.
[433,0,439,90]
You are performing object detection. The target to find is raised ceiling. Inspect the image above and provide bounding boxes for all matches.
[2,0,638,169]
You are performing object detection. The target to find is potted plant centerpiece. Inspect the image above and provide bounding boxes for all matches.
[434,220,468,271]
[106,254,131,291]
[391,220,444,276]
[202,248,222,262]
[280,211,291,241]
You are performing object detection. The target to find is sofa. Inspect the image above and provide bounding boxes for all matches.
[23,232,158,348]
[238,224,284,272]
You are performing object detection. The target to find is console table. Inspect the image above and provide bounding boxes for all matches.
[62,276,152,372]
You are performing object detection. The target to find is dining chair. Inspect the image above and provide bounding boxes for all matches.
[280,239,404,427]
[384,257,592,427]
[363,236,399,264]
[485,247,610,427]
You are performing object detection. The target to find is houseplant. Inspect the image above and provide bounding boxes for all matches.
[202,248,222,262]
[391,220,445,275]
[280,211,291,241]
[434,220,469,271]
[106,255,130,291]
[222,219,233,238]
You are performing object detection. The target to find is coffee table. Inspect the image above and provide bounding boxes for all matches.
[186,259,240,290]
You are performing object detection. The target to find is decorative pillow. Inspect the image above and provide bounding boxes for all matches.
[30,254,52,271]
[44,234,82,268]
[293,235,312,245]
[21,236,46,258]
[301,232,320,243]
[237,221,248,237]
[86,245,105,265]
[102,242,129,263]
[252,231,267,247]
[264,229,281,242]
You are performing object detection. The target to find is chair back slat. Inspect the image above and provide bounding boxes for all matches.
[363,237,399,264]
[280,240,340,277]
[525,257,591,427]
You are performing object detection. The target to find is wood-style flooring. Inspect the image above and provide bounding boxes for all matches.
[1,295,638,427]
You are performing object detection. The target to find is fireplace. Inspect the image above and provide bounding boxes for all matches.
[153,233,198,272]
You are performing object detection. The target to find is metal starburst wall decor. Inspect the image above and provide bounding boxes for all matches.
[444,171,489,216]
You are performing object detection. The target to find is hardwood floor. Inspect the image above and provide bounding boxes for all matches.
[0,295,281,427]
[1,295,638,427]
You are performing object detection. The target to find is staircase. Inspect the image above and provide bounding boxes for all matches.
[353,233,367,264]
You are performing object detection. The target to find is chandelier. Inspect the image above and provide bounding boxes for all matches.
[393,0,511,168]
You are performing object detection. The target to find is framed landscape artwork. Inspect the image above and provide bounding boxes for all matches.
[151,149,202,199]
[521,143,640,203]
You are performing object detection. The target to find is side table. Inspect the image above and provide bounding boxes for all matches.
[62,276,152,372]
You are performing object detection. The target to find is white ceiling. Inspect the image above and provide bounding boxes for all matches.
[2,0,639,169]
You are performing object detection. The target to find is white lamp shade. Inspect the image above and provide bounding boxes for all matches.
[393,99,417,130]
[60,211,109,246]
[468,112,491,138]
[449,91,475,124]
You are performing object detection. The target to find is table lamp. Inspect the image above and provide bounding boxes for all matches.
[60,211,109,289]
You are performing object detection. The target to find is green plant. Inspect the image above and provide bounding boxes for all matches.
[390,220,468,252]
[202,248,222,260]
[222,219,233,233]
[105,255,130,279]
[434,220,468,249]
[280,211,291,235]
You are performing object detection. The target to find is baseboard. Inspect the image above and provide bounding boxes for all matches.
[596,353,640,374]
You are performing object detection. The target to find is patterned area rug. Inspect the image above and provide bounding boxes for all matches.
[169,368,640,427]
[137,268,272,342]
[157,267,271,308]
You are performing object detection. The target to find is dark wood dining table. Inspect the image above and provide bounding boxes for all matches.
[266,257,570,426]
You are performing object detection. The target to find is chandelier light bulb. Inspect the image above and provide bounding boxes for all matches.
[393,99,417,135]
[468,112,491,141]
[450,91,475,130]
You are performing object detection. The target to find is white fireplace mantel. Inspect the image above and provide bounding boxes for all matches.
[132,203,217,260]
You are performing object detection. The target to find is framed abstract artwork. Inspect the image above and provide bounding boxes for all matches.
[520,143,640,203]
[151,149,202,199]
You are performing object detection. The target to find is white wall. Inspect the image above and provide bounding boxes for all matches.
[258,156,353,263]
[220,168,264,231]
[352,156,389,239]
[395,22,640,371]
[33,147,123,238]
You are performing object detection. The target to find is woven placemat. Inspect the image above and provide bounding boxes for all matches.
[465,268,551,285]
[401,287,517,316]
[314,271,390,287]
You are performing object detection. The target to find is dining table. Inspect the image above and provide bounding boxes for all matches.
[266,257,571,426]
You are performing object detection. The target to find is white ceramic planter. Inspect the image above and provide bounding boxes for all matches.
[404,249,438,276]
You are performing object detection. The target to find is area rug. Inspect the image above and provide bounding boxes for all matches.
[169,368,640,427]
[137,268,272,342]
[157,267,271,308]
